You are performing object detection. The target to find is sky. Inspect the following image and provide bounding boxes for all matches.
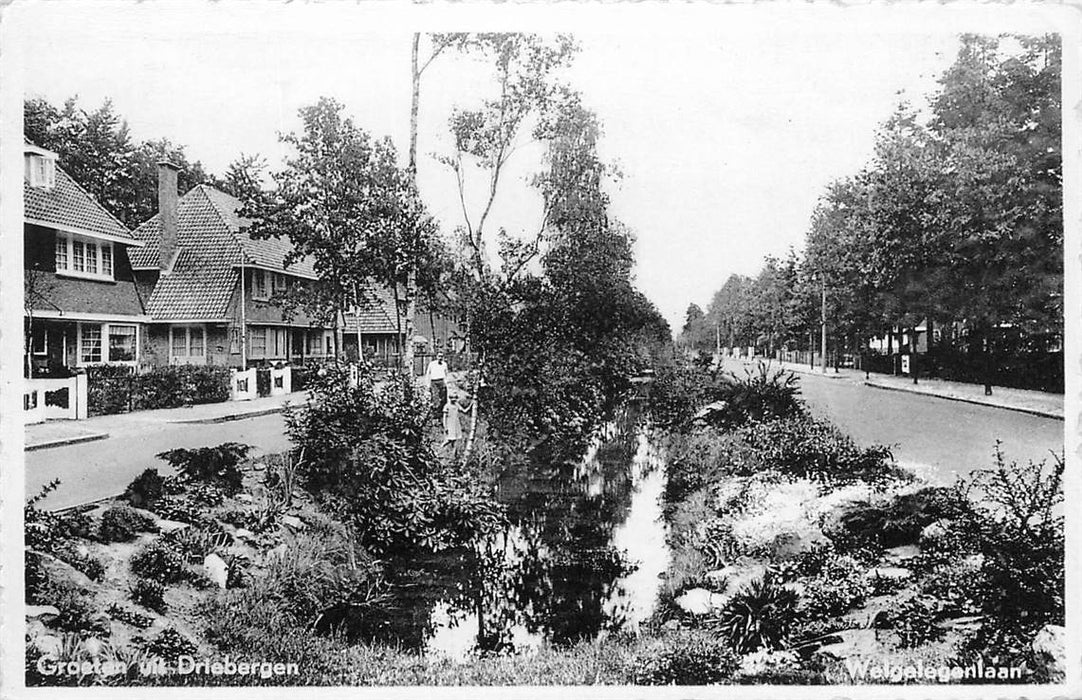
[10,2,1049,330]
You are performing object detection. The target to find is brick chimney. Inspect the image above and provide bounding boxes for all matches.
[157,161,180,272]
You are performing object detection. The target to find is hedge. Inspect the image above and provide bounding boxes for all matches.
[86,365,231,416]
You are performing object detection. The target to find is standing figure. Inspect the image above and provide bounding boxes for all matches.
[442,390,464,457]
[426,351,448,417]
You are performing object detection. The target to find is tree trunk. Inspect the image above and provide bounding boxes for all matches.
[403,32,422,381]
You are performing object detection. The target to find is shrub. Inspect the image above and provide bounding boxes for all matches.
[708,362,804,431]
[43,580,110,636]
[152,495,208,526]
[156,443,251,495]
[130,578,167,613]
[964,447,1065,648]
[62,551,107,582]
[649,365,724,430]
[824,486,972,551]
[106,603,155,629]
[919,560,983,617]
[711,573,800,653]
[86,364,135,415]
[736,415,906,486]
[99,505,160,543]
[133,365,231,410]
[161,527,233,564]
[632,634,739,685]
[130,540,187,584]
[879,594,944,648]
[124,469,166,509]
[798,556,871,622]
[24,480,93,555]
[144,628,198,664]
[285,367,504,555]
[25,551,51,605]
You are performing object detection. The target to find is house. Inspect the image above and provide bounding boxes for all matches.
[128,163,334,368]
[22,141,149,377]
[345,285,465,373]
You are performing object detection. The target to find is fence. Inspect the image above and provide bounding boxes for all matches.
[23,375,89,424]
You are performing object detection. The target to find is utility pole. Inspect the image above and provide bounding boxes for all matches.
[820,277,827,374]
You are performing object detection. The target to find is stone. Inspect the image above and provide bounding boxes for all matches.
[882,544,921,562]
[25,605,60,621]
[814,628,881,659]
[662,619,682,631]
[35,635,63,657]
[234,528,256,541]
[674,588,727,616]
[1032,624,1065,674]
[692,400,729,422]
[81,637,105,657]
[156,519,189,533]
[281,515,306,531]
[771,530,827,560]
[706,563,768,597]
[865,566,913,582]
[919,519,951,543]
[36,552,93,589]
[203,553,229,589]
[236,494,255,503]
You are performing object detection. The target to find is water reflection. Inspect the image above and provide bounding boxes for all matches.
[358,401,669,660]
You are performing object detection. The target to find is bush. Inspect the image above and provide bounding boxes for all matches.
[879,594,945,648]
[42,580,110,636]
[25,551,52,605]
[99,505,160,543]
[711,573,800,653]
[632,634,740,685]
[285,367,504,555]
[130,540,188,584]
[107,603,155,629]
[24,481,92,555]
[824,486,972,551]
[152,495,208,526]
[130,578,167,613]
[708,362,804,431]
[124,469,166,509]
[797,556,871,622]
[156,443,251,495]
[86,364,135,415]
[736,415,906,486]
[144,628,198,664]
[133,365,231,410]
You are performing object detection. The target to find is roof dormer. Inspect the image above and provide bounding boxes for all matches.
[24,144,58,189]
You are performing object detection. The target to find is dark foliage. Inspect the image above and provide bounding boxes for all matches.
[130,540,188,585]
[824,486,972,551]
[879,594,945,648]
[156,443,250,495]
[124,469,166,509]
[143,628,198,665]
[712,573,800,653]
[107,603,155,629]
[99,505,160,543]
[130,578,168,614]
[86,365,231,416]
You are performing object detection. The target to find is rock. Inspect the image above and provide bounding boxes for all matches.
[882,544,921,563]
[781,581,806,596]
[156,519,189,533]
[662,619,682,631]
[203,553,229,589]
[705,563,768,596]
[919,519,951,543]
[865,566,913,582]
[234,528,256,541]
[26,605,60,621]
[236,494,255,503]
[771,530,827,560]
[81,637,105,657]
[692,400,729,422]
[814,628,881,659]
[35,552,93,589]
[281,515,306,531]
[674,587,727,616]
[35,635,63,657]
[1032,624,1065,673]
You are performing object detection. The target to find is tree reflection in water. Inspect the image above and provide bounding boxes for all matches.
[352,399,668,659]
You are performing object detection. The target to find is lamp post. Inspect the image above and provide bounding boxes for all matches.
[820,276,827,374]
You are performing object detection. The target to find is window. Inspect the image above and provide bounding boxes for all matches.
[55,238,68,270]
[325,332,333,356]
[30,326,47,355]
[250,327,267,357]
[271,273,287,296]
[273,329,287,357]
[55,233,115,281]
[170,325,206,361]
[308,331,323,355]
[25,154,56,189]
[252,270,269,300]
[80,325,102,364]
[85,243,98,274]
[108,325,137,362]
[229,328,240,354]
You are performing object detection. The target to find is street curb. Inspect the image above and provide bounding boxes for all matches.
[169,406,286,425]
[25,432,110,452]
[863,381,1064,420]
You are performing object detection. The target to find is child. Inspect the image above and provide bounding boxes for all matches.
[442,391,464,456]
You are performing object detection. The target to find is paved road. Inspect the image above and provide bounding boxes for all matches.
[790,370,1063,485]
[26,413,293,510]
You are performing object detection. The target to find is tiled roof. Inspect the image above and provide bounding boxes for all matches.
[130,185,316,277]
[24,168,135,242]
[131,185,316,320]
[347,285,402,334]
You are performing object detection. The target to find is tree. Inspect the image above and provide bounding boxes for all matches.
[243,97,439,363]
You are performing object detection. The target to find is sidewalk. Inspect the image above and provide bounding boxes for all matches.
[24,391,308,452]
[723,357,1064,420]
